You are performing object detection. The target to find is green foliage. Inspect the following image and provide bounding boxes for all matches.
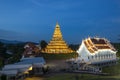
[25,73,120,80]
[0,42,7,67]
[1,75,7,80]
[102,59,120,75]
[6,43,25,64]
[0,42,25,65]
[41,52,78,60]
[0,42,7,56]
[6,43,24,54]
[0,58,3,69]
[112,43,120,57]
[69,44,79,51]
[40,40,48,50]
[44,73,120,80]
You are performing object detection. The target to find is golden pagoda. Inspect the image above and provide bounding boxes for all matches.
[43,22,74,54]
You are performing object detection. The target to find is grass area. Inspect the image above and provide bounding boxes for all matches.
[102,59,120,75]
[117,52,120,58]
[44,73,120,80]
[25,57,120,80]
[41,52,78,60]
[113,43,120,57]
[25,73,120,80]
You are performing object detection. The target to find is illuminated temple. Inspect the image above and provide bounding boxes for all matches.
[77,37,117,65]
[43,23,73,54]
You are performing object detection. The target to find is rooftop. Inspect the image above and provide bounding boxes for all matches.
[84,37,116,53]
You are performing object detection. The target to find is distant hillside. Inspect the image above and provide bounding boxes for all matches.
[0,39,24,44]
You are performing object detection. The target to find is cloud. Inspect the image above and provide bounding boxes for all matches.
[29,0,83,10]
[0,29,38,42]
[30,0,44,7]
[111,18,120,24]
[0,29,19,39]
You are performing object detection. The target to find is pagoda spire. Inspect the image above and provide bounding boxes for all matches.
[42,22,74,54]
[56,21,59,26]
[52,22,63,40]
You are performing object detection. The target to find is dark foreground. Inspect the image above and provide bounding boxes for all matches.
[25,73,120,80]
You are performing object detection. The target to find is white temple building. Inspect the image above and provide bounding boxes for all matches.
[77,37,117,66]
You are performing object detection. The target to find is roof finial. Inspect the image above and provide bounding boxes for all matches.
[56,21,59,25]
[56,21,60,27]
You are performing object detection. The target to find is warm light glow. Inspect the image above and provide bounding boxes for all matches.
[29,66,33,71]
[24,66,32,74]
[42,22,74,53]
[84,38,116,53]
[24,71,29,74]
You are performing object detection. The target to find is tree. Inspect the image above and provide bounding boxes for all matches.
[0,58,3,68]
[69,44,79,51]
[118,35,120,41]
[0,42,6,55]
[6,43,24,63]
[1,75,7,80]
[40,40,47,51]
[0,42,6,68]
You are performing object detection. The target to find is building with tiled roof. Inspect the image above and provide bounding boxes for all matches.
[23,42,40,58]
[77,37,117,66]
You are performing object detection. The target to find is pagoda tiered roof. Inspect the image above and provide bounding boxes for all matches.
[43,22,74,53]
[84,37,116,53]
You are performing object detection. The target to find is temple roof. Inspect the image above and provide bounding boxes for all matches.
[43,22,74,53]
[84,37,116,53]
[91,38,106,44]
[52,22,63,39]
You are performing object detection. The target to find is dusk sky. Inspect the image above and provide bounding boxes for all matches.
[0,0,120,44]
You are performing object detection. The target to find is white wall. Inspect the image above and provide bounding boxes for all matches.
[77,41,117,64]
[77,41,90,62]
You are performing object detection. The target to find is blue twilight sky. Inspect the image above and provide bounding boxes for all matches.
[0,0,120,44]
